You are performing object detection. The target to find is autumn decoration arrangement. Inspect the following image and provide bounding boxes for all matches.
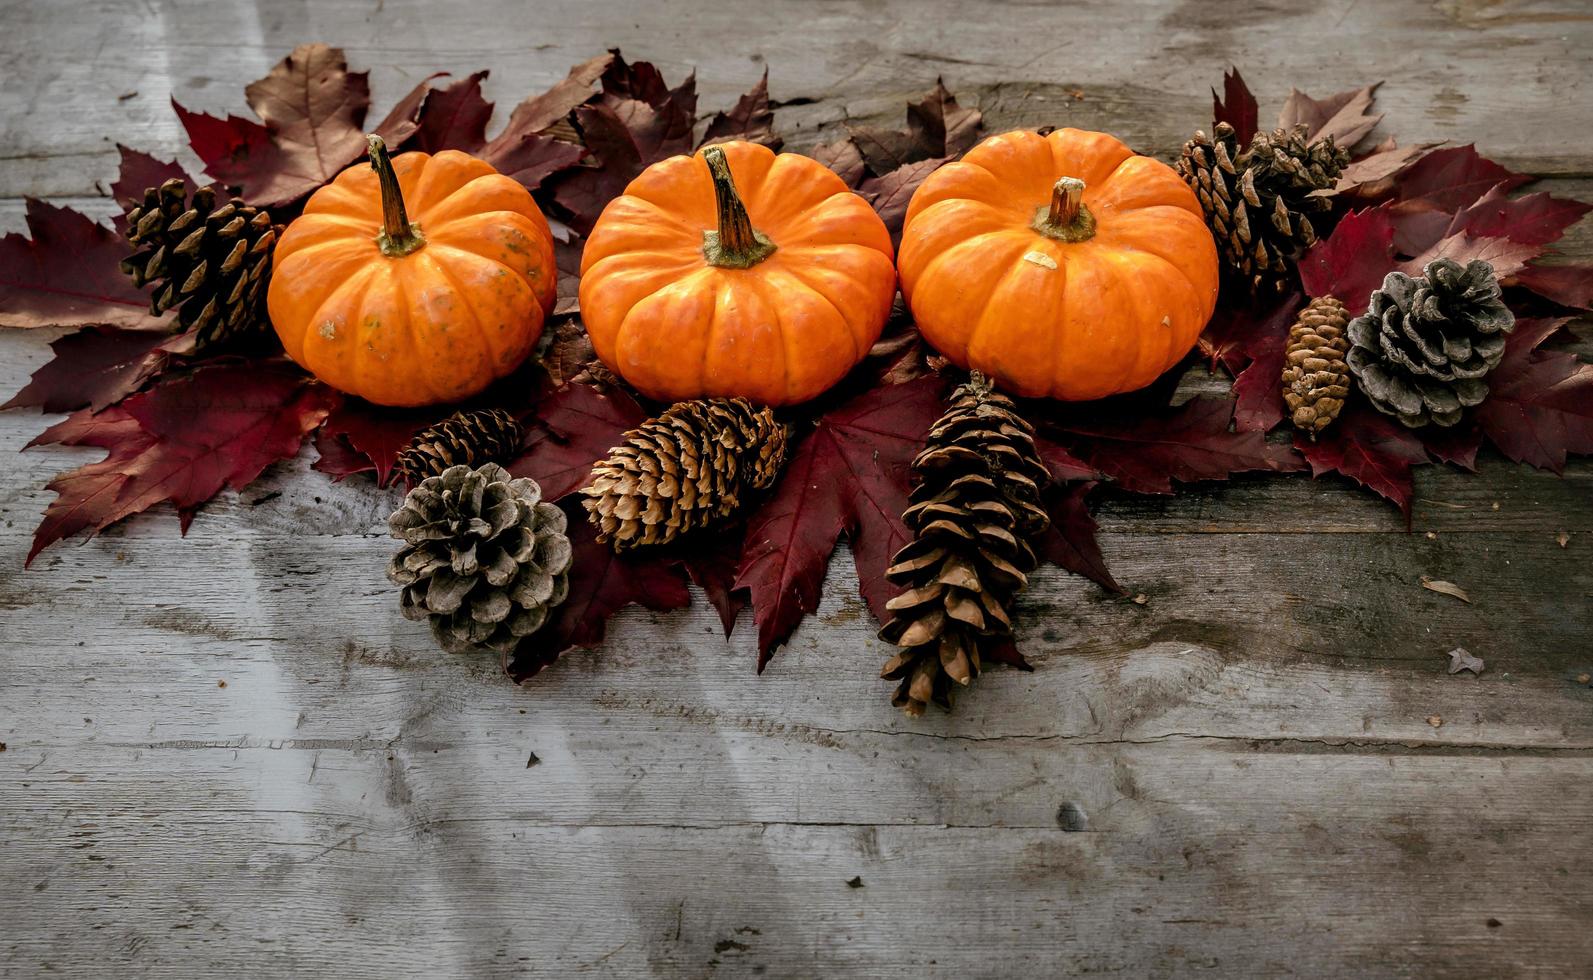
[3,48,1590,717]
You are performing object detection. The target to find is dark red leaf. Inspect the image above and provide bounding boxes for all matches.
[319,397,441,487]
[1295,404,1430,519]
[701,69,781,149]
[735,376,947,666]
[110,147,196,233]
[1515,262,1593,310]
[369,71,449,148]
[3,327,177,414]
[806,139,866,187]
[1334,138,1441,200]
[859,157,948,244]
[906,78,982,158]
[1299,206,1397,315]
[503,505,691,681]
[1418,424,1483,472]
[1054,397,1305,495]
[488,52,615,149]
[1277,83,1383,149]
[310,429,373,482]
[175,44,371,206]
[1212,67,1258,145]
[1446,184,1592,247]
[1229,296,1303,432]
[1035,481,1122,594]
[1391,145,1531,212]
[27,361,336,564]
[682,534,749,638]
[1033,435,1097,484]
[0,199,167,331]
[509,382,645,501]
[1474,317,1593,474]
[411,71,493,152]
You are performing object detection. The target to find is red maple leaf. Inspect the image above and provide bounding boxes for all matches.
[735,376,948,666]
[175,44,371,207]
[316,397,440,487]
[509,382,646,502]
[502,506,691,682]
[1035,481,1123,594]
[3,327,183,414]
[700,69,782,149]
[1228,296,1305,433]
[1212,67,1258,145]
[1474,317,1593,474]
[1294,403,1430,519]
[1516,262,1593,310]
[1388,145,1532,212]
[1048,397,1305,495]
[0,199,166,331]
[110,146,197,231]
[27,361,336,564]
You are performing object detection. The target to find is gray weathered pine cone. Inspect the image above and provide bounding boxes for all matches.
[878,373,1051,717]
[582,398,788,550]
[120,178,278,349]
[388,464,571,654]
[1177,122,1348,292]
[1346,258,1516,427]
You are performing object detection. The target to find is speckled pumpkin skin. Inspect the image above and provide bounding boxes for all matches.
[578,140,897,407]
[898,128,1220,401]
[268,149,555,407]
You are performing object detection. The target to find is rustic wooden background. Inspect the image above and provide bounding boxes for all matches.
[2,1,1591,977]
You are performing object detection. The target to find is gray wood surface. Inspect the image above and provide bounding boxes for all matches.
[3,1,1592,977]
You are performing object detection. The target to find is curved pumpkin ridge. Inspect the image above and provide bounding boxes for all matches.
[1089,156,1202,216]
[297,263,379,388]
[910,230,1032,365]
[417,249,503,403]
[1087,250,1168,395]
[770,195,895,256]
[746,153,846,230]
[300,181,374,219]
[278,212,381,248]
[901,226,1015,305]
[422,173,546,228]
[579,204,701,271]
[408,151,495,211]
[1096,207,1219,311]
[612,267,719,401]
[962,132,1054,198]
[622,155,719,226]
[1116,246,1209,386]
[757,264,864,375]
[704,273,788,405]
[898,199,1012,287]
[270,241,377,361]
[1052,246,1136,399]
[579,252,704,368]
[427,211,558,313]
[774,247,895,354]
[1046,129,1134,188]
[965,242,1069,399]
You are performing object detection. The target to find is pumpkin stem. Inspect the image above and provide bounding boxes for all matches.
[701,145,777,269]
[367,134,426,257]
[1033,176,1096,243]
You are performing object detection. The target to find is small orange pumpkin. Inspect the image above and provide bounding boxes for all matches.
[898,128,1220,401]
[579,140,897,406]
[268,136,555,407]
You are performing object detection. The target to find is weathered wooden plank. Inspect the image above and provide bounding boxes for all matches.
[3,0,1593,201]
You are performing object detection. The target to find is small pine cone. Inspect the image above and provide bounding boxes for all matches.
[388,464,572,654]
[1346,258,1516,428]
[582,398,789,550]
[878,373,1051,717]
[1282,296,1353,437]
[1177,123,1348,292]
[394,409,526,487]
[120,178,279,349]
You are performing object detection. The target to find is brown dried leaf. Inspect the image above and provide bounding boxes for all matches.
[1419,576,1471,604]
[1446,647,1484,675]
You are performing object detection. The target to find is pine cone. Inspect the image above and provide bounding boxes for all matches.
[878,374,1051,717]
[388,464,572,654]
[1282,296,1353,437]
[582,398,788,550]
[1177,123,1348,292]
[1346,258,1516,428]
[120,178,279,349]
[394,409,525,487]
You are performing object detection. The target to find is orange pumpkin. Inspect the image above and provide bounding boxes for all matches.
[579,140,896,406]
[268,135,555,407]
[898,128,1220,401]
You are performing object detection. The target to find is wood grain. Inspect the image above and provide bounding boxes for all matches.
[2,2,1593,978]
